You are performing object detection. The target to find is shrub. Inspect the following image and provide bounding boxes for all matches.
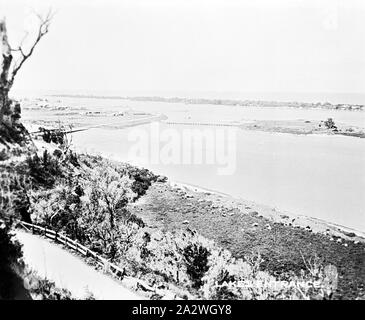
[0,222,25,299]
[183,243,210,289]
[26,150,63,187]
[324,118,337,130]
[0,148,9,161]
[124,166,158,199]
[0,121,30,146]
[30,162,141,261]
[0,163,34,222]
[23,269,74,300]
[39,127,65,145]
[25,153,339,300]
[124,230,188,283]
[200,248,338,300]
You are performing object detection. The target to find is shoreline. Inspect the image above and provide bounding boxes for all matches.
[128,177,365,299]
[23,119,365,242]
[20,97,365,141]
[169,179,365,242]
[21,105,365,241]
[48,94,365,111]
[3,129,365,299]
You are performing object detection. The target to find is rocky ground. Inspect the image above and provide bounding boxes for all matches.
[128,181,365,300]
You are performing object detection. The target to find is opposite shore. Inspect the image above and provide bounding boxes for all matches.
[51,94,365,111]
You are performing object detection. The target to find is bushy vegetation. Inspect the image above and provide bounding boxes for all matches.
[25,151,63,187]
[22,269,74,300]
[31,173,338,300]
[323,118,337,130]
[183,243,211,289]
[0,219,73,300]
[0,222,26,299]
[38,127,66,145]
[0,122,31,147]
[1,140,338,299]
[117,227,338,299]
[201,250,338,300]
[0,148,9,161]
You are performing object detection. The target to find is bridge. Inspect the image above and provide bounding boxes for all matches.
[163,121,241,127]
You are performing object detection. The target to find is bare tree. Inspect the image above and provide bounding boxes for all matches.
[0,10,53,127]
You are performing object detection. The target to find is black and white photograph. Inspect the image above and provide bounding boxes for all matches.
[0,0,364,307]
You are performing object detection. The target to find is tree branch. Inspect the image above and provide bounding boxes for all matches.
[9,9,54,87]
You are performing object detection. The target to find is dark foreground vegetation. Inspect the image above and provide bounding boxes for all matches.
[0,220,76,299]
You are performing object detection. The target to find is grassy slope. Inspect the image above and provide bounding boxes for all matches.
[129,181,365,299]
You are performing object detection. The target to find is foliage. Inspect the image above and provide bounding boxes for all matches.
[0,162,34,223]
[200,248,338,300]
[0,148,9,161]
[78,167,136,258]
[123,230,188,284]
[119,224,339,299]
[183,243,210,289]
[324,118,337,130]
[0,222,25,299]
[23,269,74,300]
[25,150,63,187]
[39,127,65,145]
[39,124,75,160]
[0,121,32,146]
[29,157,145,261]
[2,149,340,300]
[126,167,158,199]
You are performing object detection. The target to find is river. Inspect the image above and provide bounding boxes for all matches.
[49,97,365,232]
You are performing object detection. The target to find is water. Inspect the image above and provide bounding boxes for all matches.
[49,96,365,232]
[52,96,365,126]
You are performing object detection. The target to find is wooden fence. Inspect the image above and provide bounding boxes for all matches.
[17,220,128,280]
[1,219,176,297]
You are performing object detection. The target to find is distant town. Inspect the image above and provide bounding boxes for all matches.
[52,94,365,111]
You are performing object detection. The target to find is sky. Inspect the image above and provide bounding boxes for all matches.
[1,0,365,98]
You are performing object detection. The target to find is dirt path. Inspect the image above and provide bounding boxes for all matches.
[15,230,143,300]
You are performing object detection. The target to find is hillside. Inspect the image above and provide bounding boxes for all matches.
[0,125,355,300]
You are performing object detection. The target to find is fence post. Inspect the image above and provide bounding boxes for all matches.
[104,261,110,274]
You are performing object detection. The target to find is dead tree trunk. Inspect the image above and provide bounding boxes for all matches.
[0,11,52,131]
[0,19,13,125]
